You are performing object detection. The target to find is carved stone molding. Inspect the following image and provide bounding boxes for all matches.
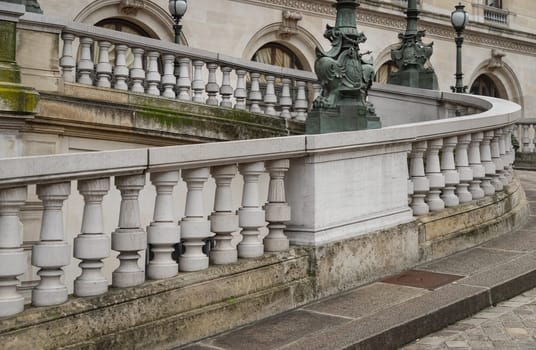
[235,0,536,55]
[119,0,144,15]
[278,10,303,38]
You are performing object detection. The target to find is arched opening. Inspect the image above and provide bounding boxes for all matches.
[374,60,399,84]
[470,74,503,98]
[252,43,304,70]
[96,18,154,38]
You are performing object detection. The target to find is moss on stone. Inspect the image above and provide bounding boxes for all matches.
[0,83,39,113]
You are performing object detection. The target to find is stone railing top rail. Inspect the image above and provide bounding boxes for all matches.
[516,118,536,125]
[13,9,318,82]
[0,91,520,187]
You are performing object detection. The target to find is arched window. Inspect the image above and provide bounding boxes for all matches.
[470,74,501,98]
[374,60,399,84]
[486,0,502,8]
[252,43,304,70]
[96,18,153,38]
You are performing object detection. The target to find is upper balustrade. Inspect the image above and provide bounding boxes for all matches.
[15,10,319,122]
[0,88,521,318]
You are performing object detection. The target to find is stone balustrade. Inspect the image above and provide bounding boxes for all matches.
[484,6,509,25]
[0,92,521,318]
[48,20,319,120]
[515,119,536,153]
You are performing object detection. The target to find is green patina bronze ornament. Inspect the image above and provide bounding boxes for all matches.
[306,0,380,134]
[0,0,43,13]
[387,0,438,90]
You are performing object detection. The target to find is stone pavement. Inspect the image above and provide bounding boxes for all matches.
[179,170,536,350]
[403,287,536,349]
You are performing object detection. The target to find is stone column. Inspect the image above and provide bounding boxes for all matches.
[77,37,94,85]
[425,138,445,211]
[410,141,429,215]
[440,136,460,207]
[179,168,213,271]
[177,57,191,101]
[205,63,219,105]
[60,33,76,83]
[248,73,262,113]
[263,75,278,116]
[0,186,27,317]
[161,54,177,98]
[209,165,239,264]
[468,132,485,200]
[130,48,145,93]
[147,171,180,279]
[494,129,508,186]
[234,70,247,110]
[238,162,266,258]
[220,67,233,108]
[96,41,112,88]
[146,51,161,96]
[74,178,111,297]
[32,182,71,306]
[112,175,147,288]
[264,159,291,252]
[191,60,205,103]
[113,45,129,91]
[480,131,496,196]
[455,134,473,203]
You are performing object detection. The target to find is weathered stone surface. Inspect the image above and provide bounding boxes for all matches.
[36,83,303,147]
[311,221,420,297]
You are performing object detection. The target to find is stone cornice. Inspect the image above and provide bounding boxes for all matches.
[231,0,536,55]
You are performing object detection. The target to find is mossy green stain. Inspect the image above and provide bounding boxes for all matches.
[0,83,39,113]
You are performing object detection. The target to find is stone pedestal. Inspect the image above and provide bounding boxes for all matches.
[388,68,438,90]
[306,104,381,134]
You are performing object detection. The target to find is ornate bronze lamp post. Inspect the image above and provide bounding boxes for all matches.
[451,3,469,93]
[306,0,380,134]
[388,0,438,90]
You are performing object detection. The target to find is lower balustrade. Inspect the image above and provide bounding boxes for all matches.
[0,159,292,318]
[409,125,516,216]
[0,92,522,320]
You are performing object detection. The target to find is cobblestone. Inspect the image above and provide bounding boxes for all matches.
[403,288,536,349]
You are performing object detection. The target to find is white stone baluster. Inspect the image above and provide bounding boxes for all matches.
[264,75,278,116]
[496,129,509,186]
[504,126,514,183]
[205,63,219,105]
[220,66,233,108]
[313,83,322,101]
[280,78,292,119]
[114,45,129,91]
[191,60,205,103]
[32,182,71,306]
[264,160,291,252]
[130,48,145,93]
[180,168,213,271]
[410,141,429,215]
[480,131,496,196]
[0,187,27,317]
[161,54,177,98]
[491,130,505,191]
[60,33,76,83]
[425,138,445,212]
[96,41,112,88]
[522,124,531,153]
[234,70,247,110]
[77,37,94,85]
[112,175,146,288]
[74,178,110,297]
[146,51,161,96]
[249,72,262,113]
[177,57,191,100]
[294,81,308,121]
[455,134,473,203]
[468,132,485,200]
[147,171,180,279]
[209,165,239,264]
[238,162,266,257]
[440,136,459,207]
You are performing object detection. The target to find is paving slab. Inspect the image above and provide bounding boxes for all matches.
[419,247,523,275]
[206,310,350,350]
[304,282,428,319]
[483,230,536,252]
